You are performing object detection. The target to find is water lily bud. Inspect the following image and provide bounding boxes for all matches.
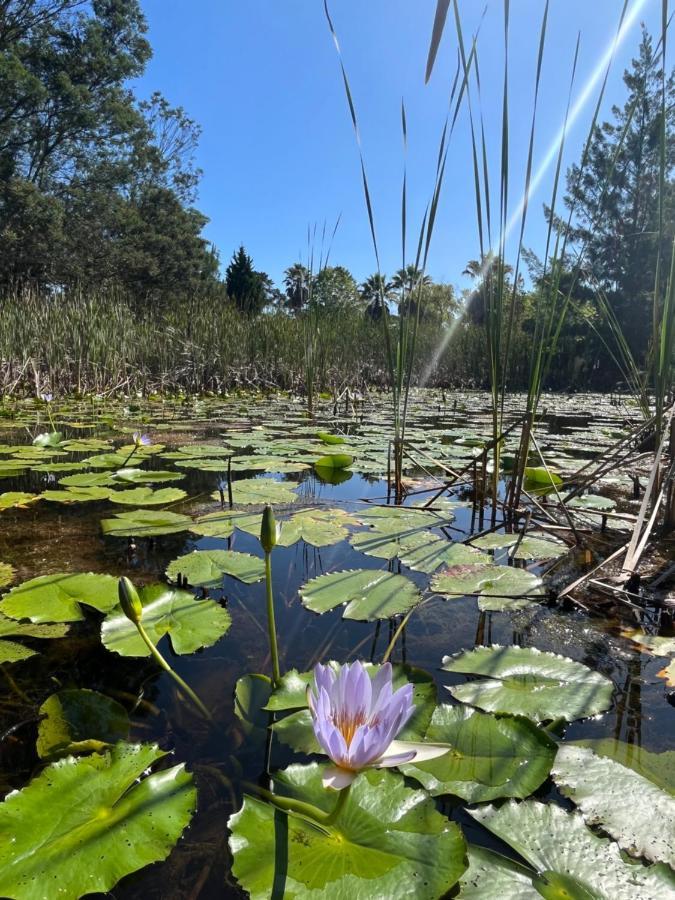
[260,505,278,553]
[118,576,143,624]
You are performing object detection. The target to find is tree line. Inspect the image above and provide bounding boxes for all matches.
[0,4,672,388]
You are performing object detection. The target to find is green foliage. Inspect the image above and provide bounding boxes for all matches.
[225,245,268,315]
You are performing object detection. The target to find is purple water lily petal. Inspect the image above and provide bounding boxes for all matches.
[308,660,415,775]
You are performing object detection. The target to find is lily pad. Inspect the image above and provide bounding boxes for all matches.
[313,452,353,470]
[211,477,299,505]
[101,509,192,537]
[568,494,616,511]
[0,742,196,900]
[471,532,567,559]
[468,799,675,900]
[299,568,421,620]
[570,738,675,793]
[0,492,40,511]
[102,584,232,656]
[441,645,613,722]
[107,486,187,506]
[432,561,543,607]
[1,572,119,623]
[41,486,112,503]
[401,704,556,802]
[552,744,675,866]
[229,763,466,900]
[32,431,64,448]
[272,507,361,547]
[113,468,185,484]
[459,844,541,899]
[0,612,69,664]
[166,549,265,587]
[37,689,130,758]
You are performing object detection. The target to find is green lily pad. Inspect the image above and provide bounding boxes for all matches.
[313,452,353,470]
[468,799,675,900]
[1,572,119,623]
[471,533,567,559]
[102,584,231,657]
[166,549,265,587]
[432,562,543,608]
[273,507,361,547]
[459,844,541,899]
[41,486,113,503]
[32,431,64,448]
[350,506,452,559]
[0,742,196,899]
[524,466,562,487]
[299,568,421,620]
[441,645,613,723]
[107,486,187,506]
[234,674,273,739]
[229,763,466,900]
[211,478,299,505]
[113,468,185,484]
[552,744,675,866]
[60,438,112,452]
[401,704,556,802]
[37,689,130,758]
[0,612,69,664]
[0,492,40,511]
[59,472,118,488]
[101,509,192,537]
[317,431,346,444]
[570,738,675,793]
[162,445,233,459]
[568,494,616,511]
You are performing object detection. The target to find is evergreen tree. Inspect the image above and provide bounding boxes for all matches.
[561,28,675,354]
[225,245,267,315]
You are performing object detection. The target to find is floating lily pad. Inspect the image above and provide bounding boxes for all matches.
[211,478,299,505]
[471,532,567,559]
[0,742,196,899]
[350,506,451,559]
[313,452,353,470]
[317,431,345,444]
[166,549,265,587]
[234,674,273,740]
[229,763,466,900]
[459,844,541,899]
[441,645,613,722]
[107,486,187,506]
[0,612,69,664]
[299,568,421,620]
[570,738,675,793]
[0,492,40,511]
[401,704,556,802]
[101,509,192,537]
[32,431,64,448]
[468,799,675,900]
[432,561,543,608]
[41,486,113,503]
[1,572,119,623]
[37,689,130,758]
[523,466,562,488]
[273,507,361,547]
[102,584,231,657]
[552,744,675,866]
[113,468,185,484]
[568,494,616,511]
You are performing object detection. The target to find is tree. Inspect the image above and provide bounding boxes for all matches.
[360,273,394,321]
[418,282,460,326]
[391,265,433,317]
[283,263,310,313]
[462,254,514,326]
[225,245,267,315]
[560,28,675,355]
[0,0,222,299]
[313,265,359,309]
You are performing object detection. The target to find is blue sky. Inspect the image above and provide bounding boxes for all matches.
[135,0,665,291]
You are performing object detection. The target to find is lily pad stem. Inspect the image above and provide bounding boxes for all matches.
[135,620,212,722]
[243,781,351,832]
[264,551,281,686]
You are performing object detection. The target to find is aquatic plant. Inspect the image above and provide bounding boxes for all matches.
[307,660,448,788]
[260,505,282,685]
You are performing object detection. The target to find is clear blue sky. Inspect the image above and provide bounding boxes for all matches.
[135,0,665,291]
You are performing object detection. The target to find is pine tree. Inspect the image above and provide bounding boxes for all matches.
[225,245,266,315]
[562,28,675,354]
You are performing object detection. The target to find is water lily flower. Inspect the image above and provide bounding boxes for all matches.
[40,392,53,403]
[308,660,449,789]
[132,432,151,447]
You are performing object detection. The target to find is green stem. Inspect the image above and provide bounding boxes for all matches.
[243,781,351,832]
[136,621,212,722]
[265,551,281,686]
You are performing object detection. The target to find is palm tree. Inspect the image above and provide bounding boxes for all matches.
[391,265,432,317]
[462,253,513,325]
[283,263,311,313]
[360,273,393,321]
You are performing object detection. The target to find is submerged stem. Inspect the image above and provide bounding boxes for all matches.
[244,781,352,832]
[136,621,212,721]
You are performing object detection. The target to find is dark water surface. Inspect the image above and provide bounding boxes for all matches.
[0,391,671,898]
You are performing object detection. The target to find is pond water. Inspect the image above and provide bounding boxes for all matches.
[0,390,672,898]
